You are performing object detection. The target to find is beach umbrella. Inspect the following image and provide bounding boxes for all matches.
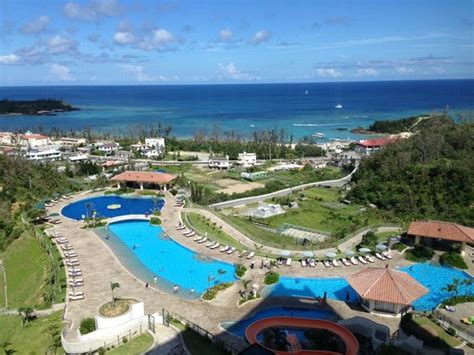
[325,251,337,259]
[280,250,291,257]
[303,251,314,257]
[358,247,372,254]
[376,244,388,251]
[49,212,60,217]
[35,202,45,210]
[344,249,355,257]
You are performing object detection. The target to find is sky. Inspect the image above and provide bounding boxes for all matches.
[0,0,473,85]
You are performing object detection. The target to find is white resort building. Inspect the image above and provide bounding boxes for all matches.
[209,155,231,169]
[237,151,257,168]
[25,148,62,161]
[246,204,285,218]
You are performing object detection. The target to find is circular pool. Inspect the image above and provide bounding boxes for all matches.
[62,195,164,220]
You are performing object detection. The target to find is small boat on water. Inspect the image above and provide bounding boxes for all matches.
[305,89,309,95]
[312,132,325,138]
[335,104,343,109]
[250,124,255,128]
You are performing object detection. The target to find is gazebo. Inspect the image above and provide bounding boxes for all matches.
[111,171,176,191]
[346,266,428,317]
[408,220,474,255]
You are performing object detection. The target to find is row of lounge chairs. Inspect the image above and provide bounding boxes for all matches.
[300,251,393,268]
[44,195,73,208]
[49,230,84,301]
[176,222,255,259]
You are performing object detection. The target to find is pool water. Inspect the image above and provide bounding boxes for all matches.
[221,306,338,338]
[266,277,359,303]
[402,263,474,311]
[107,220,237,297]
[62,195,164,220]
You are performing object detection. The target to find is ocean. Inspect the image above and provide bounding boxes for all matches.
[1,80,473,140]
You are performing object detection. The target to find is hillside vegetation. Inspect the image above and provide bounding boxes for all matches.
[349,118,474,225]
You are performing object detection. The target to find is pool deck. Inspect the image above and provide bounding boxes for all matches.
[49,191,408,352]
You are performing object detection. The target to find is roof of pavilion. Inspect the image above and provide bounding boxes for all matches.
[346,267,428,305]
[408,220,474,243]
[111,171,177,184]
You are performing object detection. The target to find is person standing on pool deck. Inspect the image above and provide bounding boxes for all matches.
[145,282,149,289]
[153,276,157,285]
[190,288,195,294]
[173,285,179,293]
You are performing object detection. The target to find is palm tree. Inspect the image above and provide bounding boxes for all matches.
[18,307,35,327]
[44,323,61,354]
[461,278,473,296]
[110,282,120,306]
[262,328,290,351]
[442,279,460,298]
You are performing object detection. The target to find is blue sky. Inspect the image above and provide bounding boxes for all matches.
[0,0,473,85]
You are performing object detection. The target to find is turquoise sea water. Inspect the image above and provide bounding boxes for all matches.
[61,195,163,220]
[1,80,473,139]
[106,220,237,297]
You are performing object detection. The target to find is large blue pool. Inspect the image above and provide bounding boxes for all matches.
[266,277,359,303]
[402,263,473,311]
[62,195,164,220]
[221,306,338,338]
[106,220,237,298]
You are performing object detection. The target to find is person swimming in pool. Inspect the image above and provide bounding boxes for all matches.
[190,288,195,294]
[173,285,179,294]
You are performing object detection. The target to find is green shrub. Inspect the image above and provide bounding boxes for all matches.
[446,327,456,336]
[150,217,161,225]
[440,252,468,269]
[202,282,233,300]
[235,264,246,278]
[264,271,280,285]
[441,295,474,307]
[122,336,128,344]
[79,317,96,334]
[170,189,178,196]
[405,245,434,262]
[391,242,407,252]
[98,347,106,355]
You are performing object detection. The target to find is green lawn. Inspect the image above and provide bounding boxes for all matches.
[0,311,64,354]
[170,320,230,355]
[412,316,461,348]
[3,232,50,309]
[107,332,154,354]
[376,231,399,243]
[184,213,248,251]
[0,264,6,308]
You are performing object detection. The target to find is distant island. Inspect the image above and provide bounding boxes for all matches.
[0,99,79,116]
[351,114,434,134]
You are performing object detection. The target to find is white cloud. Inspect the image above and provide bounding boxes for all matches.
[153,29,175,44]
[395,66,414,74]
[138,28,178,51]
[50,63,74,81]
[357,67,378,76]
[0,54,19,64]
[250,30,270,45]
[47,35,78,54]
[218,28,233,42]
[114,31,134,44]
[316,68,342,78]
[118,64,151,82]
[21,16,50,34]
[64,0,124,21]
[217,62,258,81]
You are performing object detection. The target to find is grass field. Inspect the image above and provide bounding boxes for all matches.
[170,319,230,355]
[107,332,154,354]
[412,316,461,348]
[183,213,247,251]
[0,264,6,308]
[3,232,50,309]
[0,311,64,354]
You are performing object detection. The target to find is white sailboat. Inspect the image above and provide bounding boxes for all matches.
[305,89,309,95]
[335,104,343,109]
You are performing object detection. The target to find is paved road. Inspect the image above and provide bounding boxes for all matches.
[209,164,359,209]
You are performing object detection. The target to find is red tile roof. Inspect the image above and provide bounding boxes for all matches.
[408,221,474,243]
[111,171,176,184]
[346,267,428,305]
[356,137,396,148]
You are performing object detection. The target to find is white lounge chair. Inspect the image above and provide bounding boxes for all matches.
[206,240,215,247]
[309,259,316,267]
[66,261,80,267]
[366,255,375,263]
[66,258,79,263]
[239,250,247,258]
[226,247,236,255]
[68,267,82,272]
[210,242,220,250]
[382,251,393,259]
[350,257,358,265]
[358,256,367,264]
[68,281,83,287]
[69,294,84,301]
[286,258,292,266]
[301,259,307,267]
[65,252,77,258]
[323,260,331,267]
[332,259,339,267]
[220,245,229,252]
[193,235,203,241]
[68,271,82,276]
[375,253,385,260]
[246,252,255,259]
[198,237,208,244]
[341,258,350,266]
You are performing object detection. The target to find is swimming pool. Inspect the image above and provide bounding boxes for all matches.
[221,306,338,338]
[266,276,359,303]
[402,263,474,311]
[106,220,237,298]
[62,195,164,220]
